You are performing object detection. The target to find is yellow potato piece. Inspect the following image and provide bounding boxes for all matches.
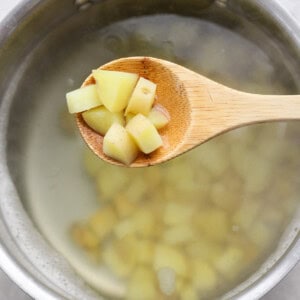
[102,235,138,278]
[148,104,170,129]
[126,114,163,154]
[70,223,99,250]
[103,123,139,165]
[195,209,230,242]
[192,260,217,292]
[154,244,188,277]
[214,246,244,280]
[125,77,156,116]
[125,112,135,124]
[66,84,102,113]
[87,206,117,241]
[163,202,194,226]
[82,106,124,135]
[93,70,138,112]
[126,266,158,300]
[179,282,198,300]
[113,194,137,218]
[163,224,197,245]
[136,239,155,265]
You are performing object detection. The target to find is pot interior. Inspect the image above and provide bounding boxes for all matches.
[2,0,300,299]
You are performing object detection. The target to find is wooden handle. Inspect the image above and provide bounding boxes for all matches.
[177,69,300,152]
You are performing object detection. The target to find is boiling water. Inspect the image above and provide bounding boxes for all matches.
[9,13,300,299]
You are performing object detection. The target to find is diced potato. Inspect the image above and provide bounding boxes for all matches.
[88,206,117,241]
[194,209,230,242]
[70,223,99,249]
[82,106,124,135]
[232,201,261,231]
[248,221,275,250]
[126,114,163,154]
[66,84,102,113]
[148,104,170,129]
[113,194,137,218]
[125,77,156,116]
[114,218,137,239]
[196,141,229,177]
[154,244,188,277]
[137,239,155,264]
[214,246,244,280]
[163,224,196,245]
[192,260,217,292]
[157,267,176,296]
[126,266,158,300]
[103,123,139,165]
[125,112,135,124]
[102,235,137,278]
[179,282,198,300]
[122,177,149,203]
[163,202,194,226]
[93,70,138,112]
[133,209,158,238]
[185,239,223,263]
[83,148,104,178]
[96,165,128,200]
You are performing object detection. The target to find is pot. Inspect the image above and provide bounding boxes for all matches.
[0,0,299,299]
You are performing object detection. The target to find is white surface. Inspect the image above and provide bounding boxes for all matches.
[0,0,299,300]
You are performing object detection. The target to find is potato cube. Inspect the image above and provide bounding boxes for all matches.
[179,283,198,300]
[214,246,244,280]
[83,148,104,178]
[125,112,135,124]
[154,244,188,276]
[195,209,229,242]
[93,70,138,112]
[192,260,217,292]
[157,267,176,296]
[103,123,139,165]
[66,84,102,113]
[102,235,138,278]
[113,194,137,218]
[136,239,155,264]
[163,202,194,226]
[185,239,223,262]
[126,114,163,154]
[82,106,124,135]
[88,206,117,241]
[163,224,196,245]
[126,266,158,300]
[133,210,158,238]
[125,77,156,116]
[148,104,170,129]
[70,223,99,249]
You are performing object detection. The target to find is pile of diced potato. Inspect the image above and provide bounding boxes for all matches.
[66,70,170,165]
[68,121,297,299]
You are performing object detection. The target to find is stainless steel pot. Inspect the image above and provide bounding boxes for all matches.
[0,0,299,299]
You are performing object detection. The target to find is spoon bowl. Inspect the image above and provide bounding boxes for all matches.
[77,57,300,167]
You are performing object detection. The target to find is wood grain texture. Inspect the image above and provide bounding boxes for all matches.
[77,57,300,167]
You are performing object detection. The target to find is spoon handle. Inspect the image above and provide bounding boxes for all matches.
[217,92,300,124]
[185,82,300,150]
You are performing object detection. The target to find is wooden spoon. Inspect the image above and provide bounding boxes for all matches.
[76,56,300,167]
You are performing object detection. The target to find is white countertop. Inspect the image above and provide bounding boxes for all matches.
[0,0,299,299]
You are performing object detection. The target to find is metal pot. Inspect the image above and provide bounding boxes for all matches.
[0,0,299,299]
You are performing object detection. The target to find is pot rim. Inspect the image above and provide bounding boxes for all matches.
[0,1,299,300]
